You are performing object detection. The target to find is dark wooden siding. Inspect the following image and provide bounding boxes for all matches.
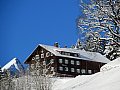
[24,46,106,77]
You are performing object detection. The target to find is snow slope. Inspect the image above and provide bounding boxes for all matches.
[54,57,120,90]
[100,57,120,71]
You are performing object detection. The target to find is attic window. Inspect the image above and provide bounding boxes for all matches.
[74,54,78,57]
[64,52,70,56]
[56,51,70,56]
[56,50,79,58]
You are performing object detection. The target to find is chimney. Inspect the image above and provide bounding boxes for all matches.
[54,42,59,47]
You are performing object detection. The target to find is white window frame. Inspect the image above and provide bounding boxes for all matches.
[76,69,80,73]
[32,57,35,61]
[81,69,86,74]
[41,54,44,58]
[59,66,63,71]
[65,59,68,64]
[76,61,80,65]
[71,68,75,72]
[46,52,50,57]
[71,60,74,65]
[59,59,63,63]
[35,55,40,60]
[65,67,68,71]
[88,70,92,74]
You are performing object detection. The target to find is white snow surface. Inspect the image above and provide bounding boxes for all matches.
[100,57,120,71]
[39,44,110,63]
[1,58,20,72]
[53,57,120,90]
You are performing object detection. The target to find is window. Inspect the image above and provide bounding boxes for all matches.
[59,59,63,63]
[61,51,70,56]
[32,57,35,61]
[88,70,92,74]
[78,54,80,57]
[81,69,86,74]
[65,52,70,56]
[67,53,70,56]
[74,54,78,57]
[46,52,50,57]
[71,60,74,65]
[65,67,68,71]
[35,55,40,60]
[41,54,44,58]
[76,61,80,65]
[59,66,63,71]
[65,59,68,64]
[71,68,75,72]
[77,69,80,73]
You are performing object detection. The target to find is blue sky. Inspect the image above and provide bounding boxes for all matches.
[0,0,82,66]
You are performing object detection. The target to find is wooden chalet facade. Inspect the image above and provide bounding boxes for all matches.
[24,44,110,77]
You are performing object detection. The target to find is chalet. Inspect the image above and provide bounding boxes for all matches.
[24,44,110,77]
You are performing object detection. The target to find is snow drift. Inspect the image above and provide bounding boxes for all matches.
[100,57,120,71]
[53,57,120,90]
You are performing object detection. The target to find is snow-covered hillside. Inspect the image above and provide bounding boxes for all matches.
[53,57,120,90]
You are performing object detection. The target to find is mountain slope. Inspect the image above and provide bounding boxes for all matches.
[1,58,24,74]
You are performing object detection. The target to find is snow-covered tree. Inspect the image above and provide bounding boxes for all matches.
[0,69,15,90]
[0,67,2,80]
[77,0,120,59]
[29,55,54,90]
[75,38,83,50]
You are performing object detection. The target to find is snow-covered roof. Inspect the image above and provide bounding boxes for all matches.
[2,58,20,72]
[39,44,110,63]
